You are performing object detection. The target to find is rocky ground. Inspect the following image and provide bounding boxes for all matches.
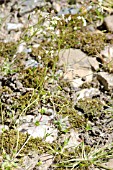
[0,0,113,170]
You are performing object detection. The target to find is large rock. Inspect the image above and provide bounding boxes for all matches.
[12,0,48,16]
[58,48,93,88]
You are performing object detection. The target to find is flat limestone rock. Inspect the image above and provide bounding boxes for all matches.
[59,48,91,68]
[58,48,93,87]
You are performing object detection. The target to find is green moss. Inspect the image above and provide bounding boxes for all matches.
[53,95,85,128]
[19,67,47,89]
[69,109,86,129]
[55,11,107,55]
[48,91,86,129]
[0,42,17,60]
[60,31,106,55]
[0,129,92,170]
[13,52,27,70]
[76,98,104,121]
[32,46,58,68]
[0,130,49,156]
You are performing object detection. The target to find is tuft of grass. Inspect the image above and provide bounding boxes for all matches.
[52,141,113,170]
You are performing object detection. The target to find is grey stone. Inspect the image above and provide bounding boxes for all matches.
[37,153,53,170]
[6,23,24,31]
[71,78,84,88]
[58,7,79,16]
[18,151,39,170]
[58,48,93,88]
[97,72,113,90]
[101,159,113,170]
[101,45,113,59]
[88,57,99,71]
[58,129,81,151]
[104,15,113,32]
[76,88,100,101]
[17,113,59,143]
[100,45,113,72]
[14,0,48,16]
[59,48,91,68]
[25,58,39,69]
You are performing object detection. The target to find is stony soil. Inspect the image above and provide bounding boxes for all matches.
[0,0,113,170]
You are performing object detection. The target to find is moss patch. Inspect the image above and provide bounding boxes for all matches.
[0,130,49,155]
[75,98,104,121]
[0,42,17,60]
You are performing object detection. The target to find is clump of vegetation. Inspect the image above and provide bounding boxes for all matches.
[75,98,104,121]
[0,42,17,60]
[0,129,51,169]
[0,130,49,155]
[61,31,106,55]
[1,0,113,169]
[20,67,47,89]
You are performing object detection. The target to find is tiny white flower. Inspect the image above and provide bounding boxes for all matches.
[51,20,57,25]
[38,55,41,60]
[48,26,54,30]
[68,15,71,21]
[82,16,87,26]
[77,16,87,26]
[74,26,78,30]
[77,16,82,20]
[44,20,50,27]
[56,29,60,35]
[98,0,103,5]
[45,50,49,54]
[36,28,43,35]
[62,14,65,20]
[43,31,47,35]
[52,16,60,21]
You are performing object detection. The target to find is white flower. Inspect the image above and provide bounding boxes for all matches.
[51,20,57,25]
[77,16,87,26]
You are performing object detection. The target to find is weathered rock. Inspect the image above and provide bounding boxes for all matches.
[104,15,113,32]
[58,7,80,16]
[107,159,113,169]
[17,151,53,170]
[101,45,113,61]
[52,2,61,12]
[88,57,99,71]
[37,153,53,170]
[97,72,113,90]
[100,45,113,72]
[75,88,100,101]
[71,78,84,88]
[58,129,81,151]
[6,23,24,31]
[19,151,39,170]
[17,113,70,143]
[58,48,93,88]
[25,58,39,69]
[12,0,49,16]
